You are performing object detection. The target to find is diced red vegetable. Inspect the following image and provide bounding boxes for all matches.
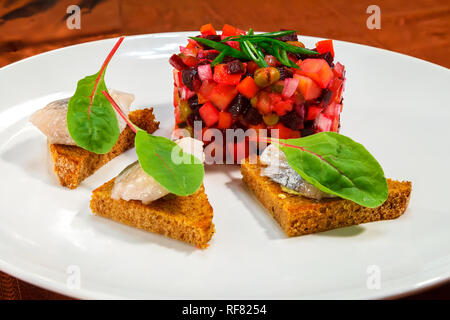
[197,64,213,81]
[173,87,179,107]
[180,86,196,100]
[272,99,293,116]
[200,23,216,36]
[315,113,332,132]
[256,92,272,114]
[282,77,299,99]
[315,39,334,57]
[294,74,322,100]
[264,55,278,67]
[246,61,259,74]
[299,59,334,88]
[199,102,220,126]
[213,64,242,85]
[169,54,188,71]
[333,62,345,78]
[208,83,238,110]
[179,54,198,68]
[173,69,182,86]
[291,130,301,138]
[323,102,340,117]
[222,24,237,36]
[269,123,292,139]
[199,80,216,98]
[306,106,322,120]
[218,111,233,129]
[237,76,259,98]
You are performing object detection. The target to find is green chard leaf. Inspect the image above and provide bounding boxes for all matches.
[135,130,204,196]
[275,132,388,208]
[67,37,124,154]
[103,89,204,196]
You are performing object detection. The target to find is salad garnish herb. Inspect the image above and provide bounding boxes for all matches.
[67,36,125,154]
[258,132,389,208]
[103,90,204,196]
[191,30,318,68]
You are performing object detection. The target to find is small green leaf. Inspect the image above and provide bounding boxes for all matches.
[276,132,389,208]
[67,37,124,154]
[135,130,204,196]
[67,75,120,154]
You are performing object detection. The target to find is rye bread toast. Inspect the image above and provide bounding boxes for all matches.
[241,159,412,236]
[48,108,159,189]
[90,179,215,248]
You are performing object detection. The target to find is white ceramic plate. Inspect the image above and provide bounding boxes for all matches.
[0,32,449,300]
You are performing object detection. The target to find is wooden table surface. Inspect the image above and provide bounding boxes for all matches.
[0,0,449,300]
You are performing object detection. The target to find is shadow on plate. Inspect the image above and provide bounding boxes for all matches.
[74,202,197,255]
[315,225,366,237]
[219,165,287,241]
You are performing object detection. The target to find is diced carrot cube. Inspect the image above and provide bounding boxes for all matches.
[200,23,216,36]
[218,111,233,129]
[237,76,259,98]
[315,39,334,57]
[222,24,237,36]
[199,102,220,127]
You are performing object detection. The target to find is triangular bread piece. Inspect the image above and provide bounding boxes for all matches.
[90,180,215,248]
[48,109,159,189]
[241,158,412,237]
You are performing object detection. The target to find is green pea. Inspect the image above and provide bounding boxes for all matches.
[263,113,279,126]
[254,67,280,88]
[178,100,192,122]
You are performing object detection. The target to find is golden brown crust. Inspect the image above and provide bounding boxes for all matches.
[241,159,412,236]
[90,179,215,248]
[48,108,159,189]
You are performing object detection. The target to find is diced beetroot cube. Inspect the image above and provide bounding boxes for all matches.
[179,54,198,67]
[213,64,242,85]
[299,59,334,88]
[169,54,188,71]
[209,83,238,110]
[306,106,322,121]
[294,74,322,100]
[315,113,332,132]
[197,64,213,81]
[199,102,220,127]
[199,80,216,99]
[218,111,233,129]
[294,103,305,118]
[200,23,216,36]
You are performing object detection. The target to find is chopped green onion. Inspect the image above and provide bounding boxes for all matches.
[211,49,228,66]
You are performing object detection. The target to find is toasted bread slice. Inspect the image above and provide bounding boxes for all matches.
[48,109,159,189]
[90,179,215,248]
[241,159,412,236]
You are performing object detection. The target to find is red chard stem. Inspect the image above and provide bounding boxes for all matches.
[102,90,138,134]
